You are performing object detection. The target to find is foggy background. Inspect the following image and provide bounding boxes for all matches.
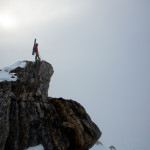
[0,0,150,149]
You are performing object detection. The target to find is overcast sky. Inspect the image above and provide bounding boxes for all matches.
[0,0,150,150]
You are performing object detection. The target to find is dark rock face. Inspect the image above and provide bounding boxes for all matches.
[9,61,53,98]
[0,61,101,150]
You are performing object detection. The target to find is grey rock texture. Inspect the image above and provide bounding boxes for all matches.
[9,61,53,98]
[0,60,101,150]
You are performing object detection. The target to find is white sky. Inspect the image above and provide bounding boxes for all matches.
[0,0,150,150]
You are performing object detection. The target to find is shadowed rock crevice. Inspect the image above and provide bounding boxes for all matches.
[0,60,101,150]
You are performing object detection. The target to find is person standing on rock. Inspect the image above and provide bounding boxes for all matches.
[33,39,40,61]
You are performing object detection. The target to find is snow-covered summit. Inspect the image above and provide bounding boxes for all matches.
[2,61,26,72]
[0,61,26,82]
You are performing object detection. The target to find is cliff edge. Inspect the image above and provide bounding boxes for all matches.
[0,60,101,150]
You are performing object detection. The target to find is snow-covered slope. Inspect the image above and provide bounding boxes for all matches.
[24,143,110,150]
[91,143,150,150]
[91,144,110,150]
[0,61,26,82]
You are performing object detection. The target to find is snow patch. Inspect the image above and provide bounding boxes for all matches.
[3,61,26,72]
[24,144,44,150]
[0,71,17,82]
[0,61,26,82]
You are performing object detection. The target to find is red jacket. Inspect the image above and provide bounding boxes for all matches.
[33,45,38,52]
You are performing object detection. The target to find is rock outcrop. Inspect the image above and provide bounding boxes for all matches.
[109,146,116,150]
[0,61,101,150]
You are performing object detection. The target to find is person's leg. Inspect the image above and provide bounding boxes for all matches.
[35,52,38,60]
[37,53,40,60]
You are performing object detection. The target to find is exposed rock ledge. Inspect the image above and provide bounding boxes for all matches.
[0,60,101,150]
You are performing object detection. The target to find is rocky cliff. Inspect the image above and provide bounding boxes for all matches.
[0,61,101,150]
